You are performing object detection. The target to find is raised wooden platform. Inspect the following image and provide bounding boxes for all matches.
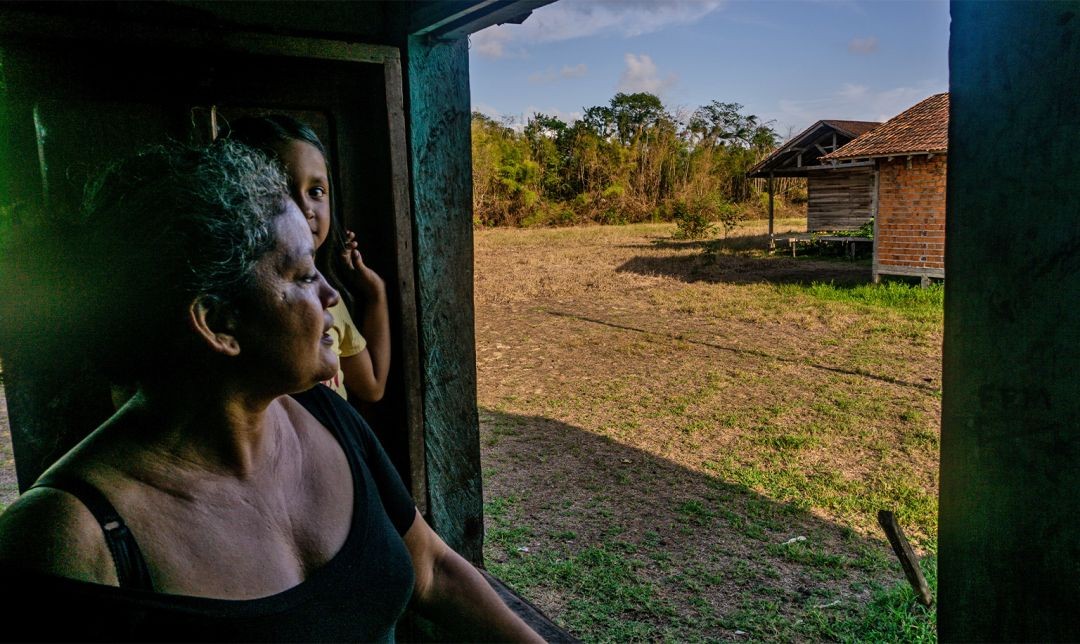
[772,233,873,259]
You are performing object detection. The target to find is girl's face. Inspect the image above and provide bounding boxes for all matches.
[276,140,331,250]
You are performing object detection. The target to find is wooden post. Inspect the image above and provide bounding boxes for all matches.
[942,3,1080,639]
[405,34,485,564]
[877,510,933,607]
[767,171,775,251]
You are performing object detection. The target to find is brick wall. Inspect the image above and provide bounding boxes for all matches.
[875,155,947,275]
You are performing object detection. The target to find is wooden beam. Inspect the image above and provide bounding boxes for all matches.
[406,35,485,563]
[409,0,501,35]
[768,171,775,250]
[0,9,400,63]
[804,160,875,170]
[382,54,428,516]
[411,0,554,40]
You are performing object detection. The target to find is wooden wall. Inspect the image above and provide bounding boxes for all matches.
[806,168,873,232]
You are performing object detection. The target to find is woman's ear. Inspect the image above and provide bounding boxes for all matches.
[188,297,241,357]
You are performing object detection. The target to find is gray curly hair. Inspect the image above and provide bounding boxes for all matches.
[75,140,290,381]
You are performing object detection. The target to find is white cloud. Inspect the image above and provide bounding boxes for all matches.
[773,80,947,137]
[524,106,585,125]
[561,63,588,79]
[468,27,514,59]
[617,53,678,94]
[528,63,588,84]
[471,0,724,58]
[848,36,879,54]
[528,68,557,84]
[472,104,584,131]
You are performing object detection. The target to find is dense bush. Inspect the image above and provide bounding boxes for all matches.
[472,93,782,229]
[671,200,715,239]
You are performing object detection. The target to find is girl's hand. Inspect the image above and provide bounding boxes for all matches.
[341,230,386,299]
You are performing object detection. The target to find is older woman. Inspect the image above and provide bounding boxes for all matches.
[0,142,541,642]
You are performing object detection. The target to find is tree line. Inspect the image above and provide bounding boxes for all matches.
[472,92,799,229]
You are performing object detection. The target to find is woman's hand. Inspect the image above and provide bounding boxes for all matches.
[341,230,386,300]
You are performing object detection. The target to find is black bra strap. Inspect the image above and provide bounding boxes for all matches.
[32,474,154,591]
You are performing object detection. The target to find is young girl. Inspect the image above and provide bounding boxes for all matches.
[228,115,390,402]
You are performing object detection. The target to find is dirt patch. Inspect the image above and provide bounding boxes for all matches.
[475,221,941,640]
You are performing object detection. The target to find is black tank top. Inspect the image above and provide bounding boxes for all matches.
[0,386,417,642]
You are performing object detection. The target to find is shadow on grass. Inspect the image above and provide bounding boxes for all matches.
[620,232,812,253]
[479,408,936,643]
[616,237,872,287]
[545,310,937,393]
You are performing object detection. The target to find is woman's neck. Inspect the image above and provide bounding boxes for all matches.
[124,378,287,480]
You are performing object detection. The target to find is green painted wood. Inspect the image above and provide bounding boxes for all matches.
[405,35,484,563]
[941,2,1080,639]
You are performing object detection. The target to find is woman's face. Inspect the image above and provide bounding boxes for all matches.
[276,140,332,250]
[238,202,340,392]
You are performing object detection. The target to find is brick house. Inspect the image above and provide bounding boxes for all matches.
[822,93,949,283]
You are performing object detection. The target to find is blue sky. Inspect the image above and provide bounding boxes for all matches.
[469,0,950,139]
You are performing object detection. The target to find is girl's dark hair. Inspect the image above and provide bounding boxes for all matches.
[225,114,354,311]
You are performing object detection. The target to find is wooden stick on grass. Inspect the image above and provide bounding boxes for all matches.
[877,509,934,607]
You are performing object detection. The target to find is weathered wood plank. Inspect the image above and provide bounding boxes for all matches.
[807,167,874,231]
[877,510,933,607]
[0,9,398,64]
[382,54,428,515]
[405,35,485,563]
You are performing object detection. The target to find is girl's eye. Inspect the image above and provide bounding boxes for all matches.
[309,187,327,199]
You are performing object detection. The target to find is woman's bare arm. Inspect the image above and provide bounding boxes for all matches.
[403,510,544,642]
[0,487,117,585]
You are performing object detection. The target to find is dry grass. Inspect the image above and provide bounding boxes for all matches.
[475,219,941,641]
[0,217,940,640]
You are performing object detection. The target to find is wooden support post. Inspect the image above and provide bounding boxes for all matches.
[406,34,484,564]
[767,171,775,251]
[877,510,933,607]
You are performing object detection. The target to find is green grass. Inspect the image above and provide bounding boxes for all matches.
[476,221,942,642]
[778,280,944,318]
[829,555,938,643]
[703,458,937,542]
[489,542,680,642]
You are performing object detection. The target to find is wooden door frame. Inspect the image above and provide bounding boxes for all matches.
[0,12,428,513]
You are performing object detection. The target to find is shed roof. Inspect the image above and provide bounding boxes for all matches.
[747,119,880,177]
[823,93,949,160]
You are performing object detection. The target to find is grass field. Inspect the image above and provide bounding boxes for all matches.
[474,219,941,642]
[0,217,940,641]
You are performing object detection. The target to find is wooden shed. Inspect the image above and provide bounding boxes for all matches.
[822,93,949,283]
[748,119,880,241]
[0,2,570,638]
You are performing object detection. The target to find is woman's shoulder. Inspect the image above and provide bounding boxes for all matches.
[0,484,117,585]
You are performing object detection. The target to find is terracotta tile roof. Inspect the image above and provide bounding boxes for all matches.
[823,93,949,160]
